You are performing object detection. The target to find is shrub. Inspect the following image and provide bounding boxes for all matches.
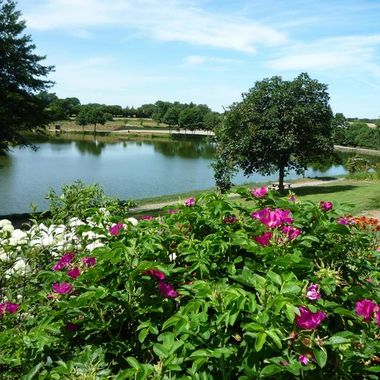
[0,186,379,379]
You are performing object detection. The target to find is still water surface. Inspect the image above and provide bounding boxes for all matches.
[0,135,374,215]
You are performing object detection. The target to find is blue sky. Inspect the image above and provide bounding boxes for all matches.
[17,0,380,118]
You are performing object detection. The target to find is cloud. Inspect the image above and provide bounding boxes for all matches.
[268,34,380,74]
[23,0,287,53]
[183,55,240,66]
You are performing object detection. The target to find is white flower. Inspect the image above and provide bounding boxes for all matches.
[85,240,104,251]
[0,249,10,261]
[99,207,111,217]
[1,223,14,233]
[127,217,138,226]
[69,217,85,227]
[5,258,30,277]
[9,229,28,245]
[0,219,12,228]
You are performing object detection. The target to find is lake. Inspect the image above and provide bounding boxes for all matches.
[0,134,377,215]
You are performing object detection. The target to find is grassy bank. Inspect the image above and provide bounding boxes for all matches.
[132,178,380,216]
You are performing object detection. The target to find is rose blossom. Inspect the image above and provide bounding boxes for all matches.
[184,197,195,207]
[0,302,20,315]
[282,225,301,240]
[158,281,178,298]
[82,256,96,267]
[140,215,154,221]
[337,216,352,225]
[298,355,309,365]
[67,267,80,279]
[251,208,293,228]
[251,186,268,198]
[306,284,321,301]
[109,223,124,236]
[254,231,272,246]
[144,269,165,281]
[53,252,75,271]
[320,201,333,212]
[52,282,73,294]
[295,306,327,330]
[355,299,378,322]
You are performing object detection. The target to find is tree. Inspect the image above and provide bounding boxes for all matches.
[214,73,333,192]
[179,107,204,132]
[0,0,54,153]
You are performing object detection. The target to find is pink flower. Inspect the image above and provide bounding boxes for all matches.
[306,284,321,300]
[251,186,268,198]
[109,223,124,236]
[296,306,327,330]
[67,267,80,279]
[224,215,238,224]
[52,261,65,271]
[52,282,73,294]
[254,231,272,246]
[251,208,293,228]
[376,311,380,327]
[144,269,165,281]
[168,208,180,214]
[282,225,301,240]
[140,215,154,221]
[355,299,378,322]
[82,256,96,267]
[158,281,178,298]
[299,355,309,365]
[0,302,20,316]
[288,195,297,203]
[376,247,380,252]
[53,252,75,271]
[320,201,333,212]
[337,216,352,225]
[184,197,195,207]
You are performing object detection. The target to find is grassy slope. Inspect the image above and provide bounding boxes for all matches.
[134,179,380,216]
[293,180,380,214]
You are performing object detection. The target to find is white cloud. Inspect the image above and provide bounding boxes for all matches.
[183,55,240,66]
[184,55,206,65]
[23,0,287,53]
[268,34,380,74]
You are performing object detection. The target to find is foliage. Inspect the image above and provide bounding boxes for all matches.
[44,181,135,224]
[0,183,379,379]
[214,73,334,192]
[0,0,54,153]
[333,115,380,150]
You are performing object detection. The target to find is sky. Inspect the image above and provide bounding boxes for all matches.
[16,0,380,118]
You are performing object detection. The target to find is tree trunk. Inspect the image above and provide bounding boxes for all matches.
[278,165,285,193]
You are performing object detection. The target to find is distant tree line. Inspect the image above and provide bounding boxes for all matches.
[38,93,222,132]
[332,113,380,150]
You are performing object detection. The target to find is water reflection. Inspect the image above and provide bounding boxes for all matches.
[0,134,379,215]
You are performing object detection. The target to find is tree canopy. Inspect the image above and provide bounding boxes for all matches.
[214,73,334,192]
[0,0,54,153]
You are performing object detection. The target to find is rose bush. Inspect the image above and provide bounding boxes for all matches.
[0,184,379,379]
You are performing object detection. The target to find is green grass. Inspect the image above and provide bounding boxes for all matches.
[293,179,380,214]
[133,179,380,216]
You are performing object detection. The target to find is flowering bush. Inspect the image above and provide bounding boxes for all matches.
[0,185,379,379]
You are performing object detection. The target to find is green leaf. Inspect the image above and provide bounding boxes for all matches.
[313,347,327,368]
[22,362,44,380]
[138,328,149,343]
[266,330,282,349]
[127,357,141,370]
[260,364,282,376]
[255,332,267,352]
[244,322,265,332]
[366,366,380,373]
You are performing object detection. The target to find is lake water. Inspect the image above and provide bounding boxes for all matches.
[0,134,376,215]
